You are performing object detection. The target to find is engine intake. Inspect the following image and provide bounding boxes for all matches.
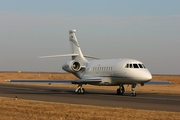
[62,60,81,72]
[72,61,81,71]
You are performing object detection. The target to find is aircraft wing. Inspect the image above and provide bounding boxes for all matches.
[7,78,102,85]
[145,81,171,84]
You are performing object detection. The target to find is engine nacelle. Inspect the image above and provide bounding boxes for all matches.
[62,60,82,72]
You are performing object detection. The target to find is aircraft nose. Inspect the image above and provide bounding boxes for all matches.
[147,72,152,80]
[143,71,152,81]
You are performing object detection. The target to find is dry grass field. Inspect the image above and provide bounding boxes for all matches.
[0,97,180,120]
[0,72,180,120]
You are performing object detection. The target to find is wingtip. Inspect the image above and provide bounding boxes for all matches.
[145,81,172,84]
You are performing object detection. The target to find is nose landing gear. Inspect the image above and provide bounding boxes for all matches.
[131,83,137,97]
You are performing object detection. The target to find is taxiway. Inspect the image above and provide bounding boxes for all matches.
[0,83,179,112]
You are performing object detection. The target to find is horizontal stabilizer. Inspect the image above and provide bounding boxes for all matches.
[7,78,102,84]
[84,55,99,59]
[39,54,79,58]
[145,81,171,84]
[39,54,99,59]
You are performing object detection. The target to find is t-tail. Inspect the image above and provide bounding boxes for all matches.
[39,29,98,61]
[39,29,87,63]
[69,29,87,63]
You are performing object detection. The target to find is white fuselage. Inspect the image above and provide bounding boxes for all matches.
[72,58,152,86]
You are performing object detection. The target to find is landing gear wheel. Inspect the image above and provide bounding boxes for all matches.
[117,85,125,95]
[117,89,120,95]
[77,88,81,94]
[131,83,137,97]
[77,88,85,94]
[81,88,85,94]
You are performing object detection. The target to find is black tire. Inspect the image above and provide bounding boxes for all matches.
[81,88,85,94]
[120,89,124,95]
[121,86,125,93]
[117,89,120,95]
[77,89,81,94]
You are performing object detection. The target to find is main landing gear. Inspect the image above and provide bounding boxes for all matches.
[117,84,125,95]
[75,84,85,94]
[131,84,137,97]
[116,84,137,97]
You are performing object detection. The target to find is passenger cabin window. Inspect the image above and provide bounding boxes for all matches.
[92,67,113,71]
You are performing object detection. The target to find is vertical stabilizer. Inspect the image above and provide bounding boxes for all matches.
[69,29,87,63]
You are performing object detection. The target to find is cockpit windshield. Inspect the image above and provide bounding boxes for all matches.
[125,63,146,68]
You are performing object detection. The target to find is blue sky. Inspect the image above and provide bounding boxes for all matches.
[0,0,180,74]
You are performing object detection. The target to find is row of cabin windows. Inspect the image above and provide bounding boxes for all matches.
[125,63,146,68]
[92,67,113,71]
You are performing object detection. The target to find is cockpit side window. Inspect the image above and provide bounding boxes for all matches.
[130,64,133,68]
[133,64,139,68]
[138,64,143,68]
[142,64,146,68]
[125,64,129,68]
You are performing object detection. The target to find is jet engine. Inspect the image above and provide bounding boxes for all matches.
[62,60,82,72]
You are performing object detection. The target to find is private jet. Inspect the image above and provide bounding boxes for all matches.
[9,29,171,96]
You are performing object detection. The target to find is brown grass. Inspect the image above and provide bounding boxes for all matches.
[0,97,180,120]
[0,72,78,81]
[0,72,179,94]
